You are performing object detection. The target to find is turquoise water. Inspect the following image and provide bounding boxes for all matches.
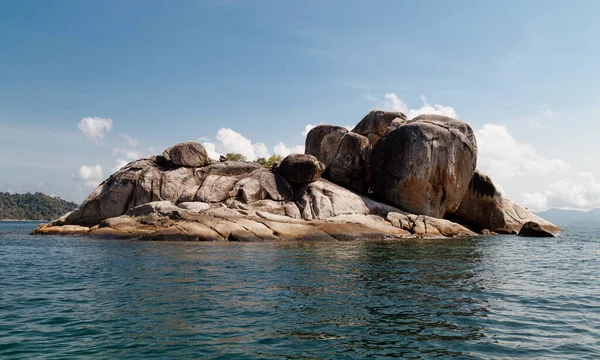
[0,221,599,359]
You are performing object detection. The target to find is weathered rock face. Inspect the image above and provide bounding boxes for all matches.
[277,154,325,183]
[371,114,478,218]
[305,126,371,194]
[448,170,560,233]
[162,141,211,167]
[328,132,371,193]
[448,170,505,230]
[33,159,477,240]
[229,169,293,203]
[518,221,555,237]
[305,125,348,168]
[351,110,407,146]
[56,158,262,227]
[386,212,475,237]
[501,198,560,233]
[295,179,371,220]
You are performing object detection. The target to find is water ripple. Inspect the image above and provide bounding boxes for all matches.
[0,222,598,359]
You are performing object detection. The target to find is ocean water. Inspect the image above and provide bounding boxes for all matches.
[0,221,599,359]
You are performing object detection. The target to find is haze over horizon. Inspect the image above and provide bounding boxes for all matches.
[1,0,599,211]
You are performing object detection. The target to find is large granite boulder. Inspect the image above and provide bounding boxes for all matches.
[448,170,561,233]
[447,170,506,230]
[328,132,371,193]
[162,141,211,167]
[351,110,407,145]
[305,126,371,193]
[371,114,478,218]
[305,125,348,168]
[277,154,325,183]
[229,169,293,203]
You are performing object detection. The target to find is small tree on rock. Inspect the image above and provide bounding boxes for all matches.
[225,153,247,161]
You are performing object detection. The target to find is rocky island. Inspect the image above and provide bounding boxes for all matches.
[32,111,559,240]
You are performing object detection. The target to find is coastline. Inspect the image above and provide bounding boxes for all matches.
[1,219,47,222]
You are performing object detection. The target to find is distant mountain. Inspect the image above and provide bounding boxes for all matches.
[0,192,78,221]
[535,208,600,227]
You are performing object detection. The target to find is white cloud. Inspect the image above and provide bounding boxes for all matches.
[200,128,305,161]
[302,124,316,137]
[273,142,304,157]
[521,192,548,211]
[202,141,220,159]
[476,124,569,178]
[74,164,103,187]
[78,117,113,142]
[521,173,600,211]
[475,124,600,211]
[119,133,139,147]
[200,128,269,161]
[382,93,457,119]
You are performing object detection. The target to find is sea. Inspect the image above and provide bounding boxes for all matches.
[0,221,598,359]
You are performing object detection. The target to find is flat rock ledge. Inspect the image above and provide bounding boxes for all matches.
[31,197,476,241]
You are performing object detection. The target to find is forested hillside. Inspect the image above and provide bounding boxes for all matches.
[0,192,78,220]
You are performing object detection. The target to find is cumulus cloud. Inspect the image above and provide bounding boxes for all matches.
[200,128,305,161]
[273,142,304,157]
[382,93,457,119]
[521,173,600,211]
[202,142,220,159]
[521,192,549,210]
[476,124,569,178]
[74,164,103,187]
[201,128,269,161]
[78,117,113,142]
[475,124,600,211]
[119,133,139,147]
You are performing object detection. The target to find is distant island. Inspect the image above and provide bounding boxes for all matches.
[0,192,79,221]
[535,208,600,228]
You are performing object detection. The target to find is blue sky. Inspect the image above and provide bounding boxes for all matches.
[1,0,600,210]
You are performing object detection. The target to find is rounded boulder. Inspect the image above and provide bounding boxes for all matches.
[351,110,407,145]
[162,141,210,167]
[277,154,326,183]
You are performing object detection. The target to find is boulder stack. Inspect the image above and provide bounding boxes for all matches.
[32,108,561,241]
